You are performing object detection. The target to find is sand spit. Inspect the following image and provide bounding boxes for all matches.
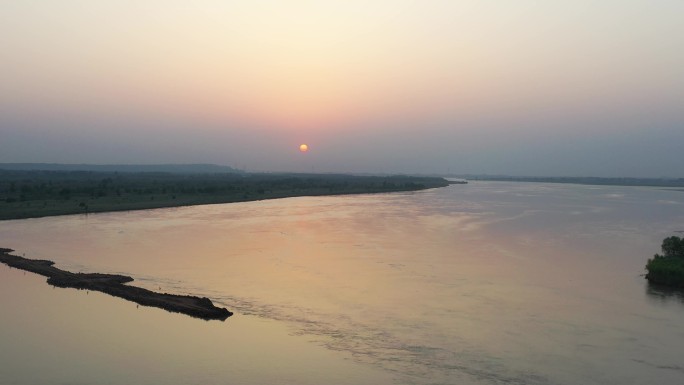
[0,248,232,321]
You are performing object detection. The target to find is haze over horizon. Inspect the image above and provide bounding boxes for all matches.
[2,1,683,177]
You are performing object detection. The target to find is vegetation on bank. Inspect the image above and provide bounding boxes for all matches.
[646,236,684,287]
[0,170,449,220]
[457,175,684,188]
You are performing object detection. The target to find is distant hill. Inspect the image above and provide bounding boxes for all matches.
[0,163,243,174]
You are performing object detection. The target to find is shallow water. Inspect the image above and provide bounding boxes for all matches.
[2,181,684,384]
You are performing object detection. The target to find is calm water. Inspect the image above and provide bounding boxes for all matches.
[2,181,684,385]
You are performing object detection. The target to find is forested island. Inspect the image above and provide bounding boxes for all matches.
[645,236,684,287]
[0,168,449,220]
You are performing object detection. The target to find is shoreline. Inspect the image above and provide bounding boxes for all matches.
[0,172,450,220]
[0,187,446,221]
[0,248,232,321]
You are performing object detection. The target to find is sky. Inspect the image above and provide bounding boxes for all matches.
[1,1,683,177]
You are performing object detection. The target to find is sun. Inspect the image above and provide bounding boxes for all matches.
[299,144,309,153]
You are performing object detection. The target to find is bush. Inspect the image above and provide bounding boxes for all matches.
[646,255,684,287]
[646,236,684,287]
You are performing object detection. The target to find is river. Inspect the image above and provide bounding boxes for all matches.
[1,181,683,384]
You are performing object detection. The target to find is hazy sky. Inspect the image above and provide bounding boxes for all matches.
[1,1,683,176]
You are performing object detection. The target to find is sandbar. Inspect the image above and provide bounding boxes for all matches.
[0,248,232,321]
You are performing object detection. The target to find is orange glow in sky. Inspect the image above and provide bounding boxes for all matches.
[299,144,309,153]
[2,1,683,175]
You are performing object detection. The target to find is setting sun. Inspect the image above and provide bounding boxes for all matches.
[299,144,309,153]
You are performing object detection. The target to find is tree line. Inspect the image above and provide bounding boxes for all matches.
[0,170,450,220]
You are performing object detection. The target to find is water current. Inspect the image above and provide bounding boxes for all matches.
[1,181,684,384]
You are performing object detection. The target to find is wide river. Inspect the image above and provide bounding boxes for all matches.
[1,181,684,385]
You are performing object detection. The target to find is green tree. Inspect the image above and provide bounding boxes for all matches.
[661,236,684,257]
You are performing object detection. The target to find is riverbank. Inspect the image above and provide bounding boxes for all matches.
[0,248,232,320]
[0,171,450,220]
[454,175,684,188]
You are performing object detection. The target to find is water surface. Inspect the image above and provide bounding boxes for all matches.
[2,181,684,384]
